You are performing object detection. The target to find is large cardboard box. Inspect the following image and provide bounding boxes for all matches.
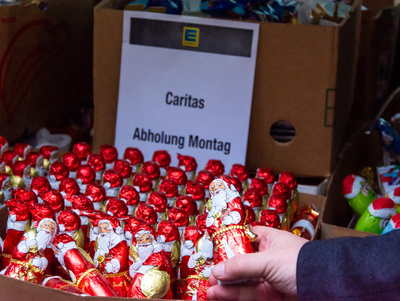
[0,192,324,299]
[92,0,362,178]
[0,0,96,144]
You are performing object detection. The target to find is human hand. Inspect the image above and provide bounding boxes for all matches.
[207,226,308,300]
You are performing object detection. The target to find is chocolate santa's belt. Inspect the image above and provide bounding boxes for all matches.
[76,268,97,287]
[210,224,254,242]
[103,270,130,280]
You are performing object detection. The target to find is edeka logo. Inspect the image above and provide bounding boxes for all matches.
[182,27,199,47]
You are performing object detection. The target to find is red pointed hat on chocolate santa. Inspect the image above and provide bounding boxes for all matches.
[141,161,160,181]
[256,167,276,184]
[87,153,106,172]
[177,154,197,172]
[29,203,56,229]
[5,198,31,221]
[185,180,205,201]
[13,188,38,206]
[167,207,189,228]
[70,195,94,212]
[196,170,214,190]
[183,225,204,246]
[100,144,118,165]
[85,183,106,204]
[49,161,69,181]
[230,163,249,183]
[103,170,123,189]
[113,159,132,179]
[243,188,263,208]
[12,160,31,178]
[119,185,139,206]
[278,171,298,190]
[123,147,144,166]
[25,152,44,169]
[156,220,180,243]
[175,195,197,216]
[62,152,81,172]
[105,198,129,218]
[59,178,80,196]
[152,150,171,169]
[57,210,81,233]
[132,173,153,193]
[30,176,51,195]
[205,159,225,177]
[259,209,280,228]
[166,167,187,186]
[72,142,91,162]
[249,177,268,196]
[39,190,65,214]
[147,192,167,213]
[135,203,158,226]
[2,150,18,167]
[158,179,178,198]
[39,145,59,161]
[76,165,96,185]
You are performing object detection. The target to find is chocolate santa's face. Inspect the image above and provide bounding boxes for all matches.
[98,222,111,234]
[137,233,152,245]
[40,220,57,236]
[209,180,225,197]
[2,178,12,201]
[36,157,45,177]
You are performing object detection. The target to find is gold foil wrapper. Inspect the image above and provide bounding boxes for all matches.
[141,267,170,299]
[11,175,25,189]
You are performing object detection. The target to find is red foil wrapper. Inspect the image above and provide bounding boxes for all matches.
[12,160,30,178]
[88,153,106,172]
[244,205,256,225]
[2,150,18,166]
[72,142,92,163]
[132,173,153,193]
[196,170,214,191]
[204,159,225,177]
[123,147,144,166]
[114,159,132,179]
[166,166,187,186]
[142,161,161,181]
[168,207,189,228]
[186,180,206,202]
[243,188,262,208]
[42,276,88,296]
[230,163,249,183]
[152,150,171,169]
[49,162,70,181]
[249,178,268,197]
[272,182,292,200]
[62,152,81,173]
[176,195,197,216]
[147,192,168,213]
[103,170,123,188]
[268,194,288,215]
[119,185,140,206]
[59,178,80,196]
[259,209,281,228]
[76,165,96,185]
[221,175,243,195]
[278,171,298,190]
[100,144,119,164]
[177,154,198,172]
[159,179,179,199]
[25,152,43,169]
[255,167,276,185]
[290,205,319,240]
[39,190,64,215]
[14,143,31,159]
[52,234,118,297]
[13,188,38,205]
[39,145,59,161]
[135,203,158,226]
[105,198,129,218]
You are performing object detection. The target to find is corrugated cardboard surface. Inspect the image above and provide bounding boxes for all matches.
[0,0,95,144]
[92,0,362,178]
[0,192,324,300]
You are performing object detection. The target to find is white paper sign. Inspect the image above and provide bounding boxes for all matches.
[115,11,259,170]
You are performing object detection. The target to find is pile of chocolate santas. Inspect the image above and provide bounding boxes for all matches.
[0,136,318,299]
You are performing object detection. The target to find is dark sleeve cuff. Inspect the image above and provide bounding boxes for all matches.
[296,230,400,300]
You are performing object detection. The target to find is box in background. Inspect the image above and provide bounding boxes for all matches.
[0,0,96,144]
[92,0,362,178]
[348,0,400,133]
[321,123,384,239]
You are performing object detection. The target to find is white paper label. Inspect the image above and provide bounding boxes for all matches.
[115,11,259,169]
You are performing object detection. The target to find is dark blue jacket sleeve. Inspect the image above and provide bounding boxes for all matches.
[296,230,400,300]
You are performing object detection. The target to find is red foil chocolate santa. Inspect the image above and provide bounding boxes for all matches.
[39,145,59,174]
[11,160,32,190]
[178,225,213,300]
[205,177,256,265]
[230,163,250,191]
[59,177,80,209]
[113,159,133,186]
[135,202,158,227]
[177,154,198,181]
[14,143,32,160]
[0,199,31,270]
[141,160,161,190]
[166,166,188,195]
[204,159,225,177]
[176,195,197,225]
[196,170,214,200]
[123,147,144,174]
[72,142,91,165]
[119,184,140,215]
[76,165,96,194]
[147,191,168,222]
[243,188,263,221]
[25,151,45,177]
[51,233,119,297]
[102,169,123,198]
[90,215,131,297]
[127,223,173,299]
[42,275,88,296]
[0,173,12,202]
[62,151,81,179]
[152,150,171,178]
[159,178,179,208]
[255,167,276,192]
[48,161,69,190]
[13,188,38,206]
[132,172,153,203]
[186,180,206,213]
[30,176,51,196]
[84,183,106,211]
[3,204,57,283]
[87,153,106,184]
[105,198,129,218]
[100,144,119,170]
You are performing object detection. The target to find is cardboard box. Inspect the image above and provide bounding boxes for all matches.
[92,0,362,178]
[348,0,400,129]
[0,0,96,144]
[0,192,324,299]
[321,123,383,239]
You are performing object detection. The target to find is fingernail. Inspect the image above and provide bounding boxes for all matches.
[213,262,225,278]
